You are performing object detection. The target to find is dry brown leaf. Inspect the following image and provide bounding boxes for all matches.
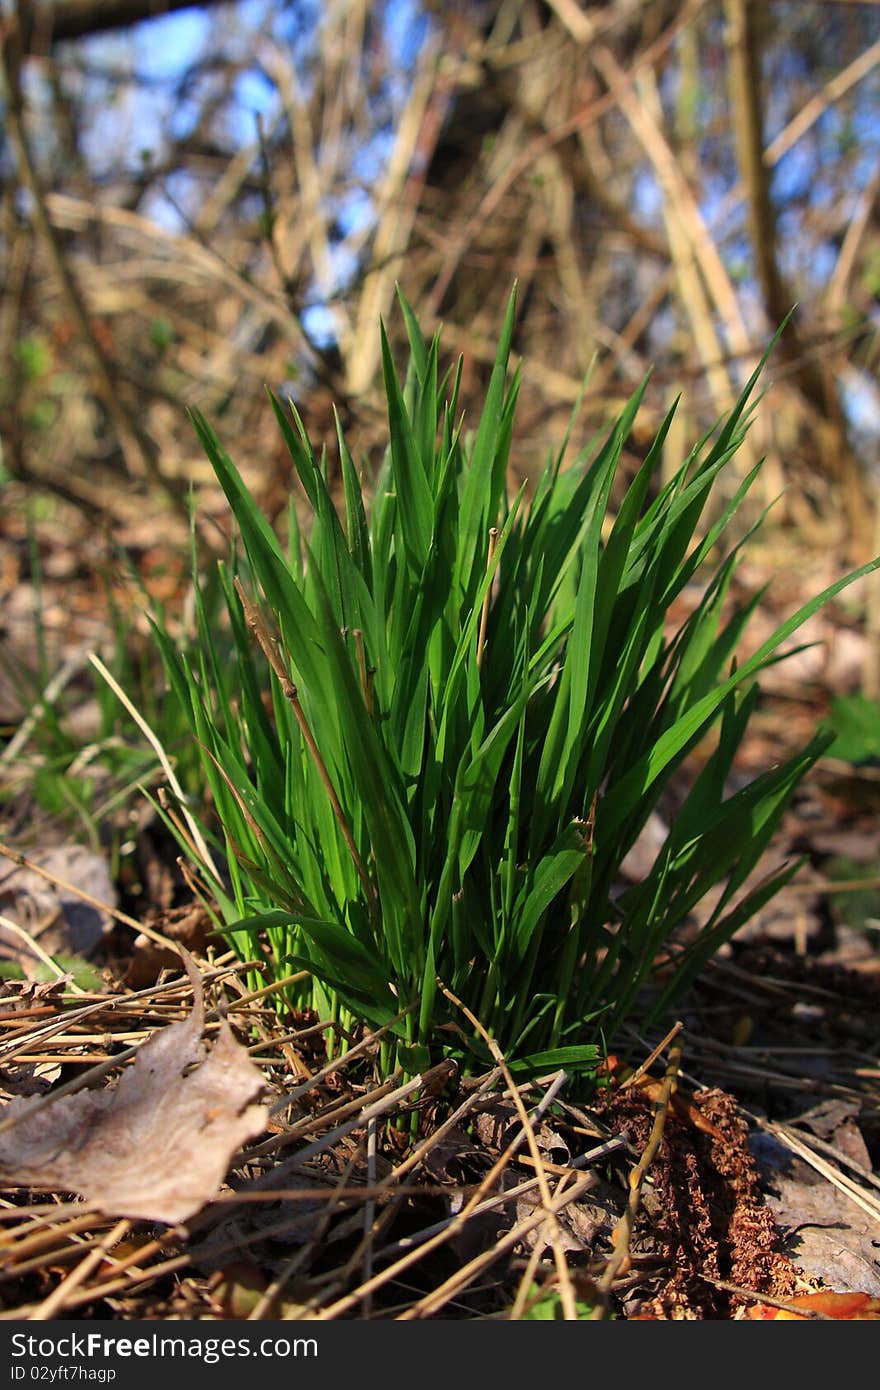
[744,1290,880,1320]
[0,954,268,1223]
[753,1131,880,1299]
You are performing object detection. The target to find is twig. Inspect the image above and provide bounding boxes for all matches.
[431,982,578,1320]
[0,838,180,954]
[362,1116,377,1311]
[88,653,220,883]
[317,1068,570,1319]
[620,1020,684,1091]
[246,1155,360,1321]
[30,1218,131,1321]
[0,914,86,994]
[592,1034,683,1315]
[400,1173,591,1320]
[765,37,880,167]
[700,1276,833,1320]
[759,1119,880,1226]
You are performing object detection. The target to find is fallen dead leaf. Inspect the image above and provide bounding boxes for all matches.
[744,1290,880,1320]
[751,1130,880,1298]
[0,953,268,1223]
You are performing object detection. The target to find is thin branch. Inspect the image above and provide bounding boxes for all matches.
[592,1035,683,1314]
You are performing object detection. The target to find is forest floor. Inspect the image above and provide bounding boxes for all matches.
[1,493,878,1321]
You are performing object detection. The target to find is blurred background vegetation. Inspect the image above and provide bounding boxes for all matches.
[1,0,878,559]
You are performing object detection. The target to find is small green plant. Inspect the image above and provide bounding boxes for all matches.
[518,1283,597,1319]
[149,289,879,1075]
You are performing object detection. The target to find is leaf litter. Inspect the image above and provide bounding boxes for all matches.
[0,874,878,1317]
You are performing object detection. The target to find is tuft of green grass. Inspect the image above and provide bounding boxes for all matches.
[148,289,880,1075]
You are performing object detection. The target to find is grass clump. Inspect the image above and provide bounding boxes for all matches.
[149,289,878,1076]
